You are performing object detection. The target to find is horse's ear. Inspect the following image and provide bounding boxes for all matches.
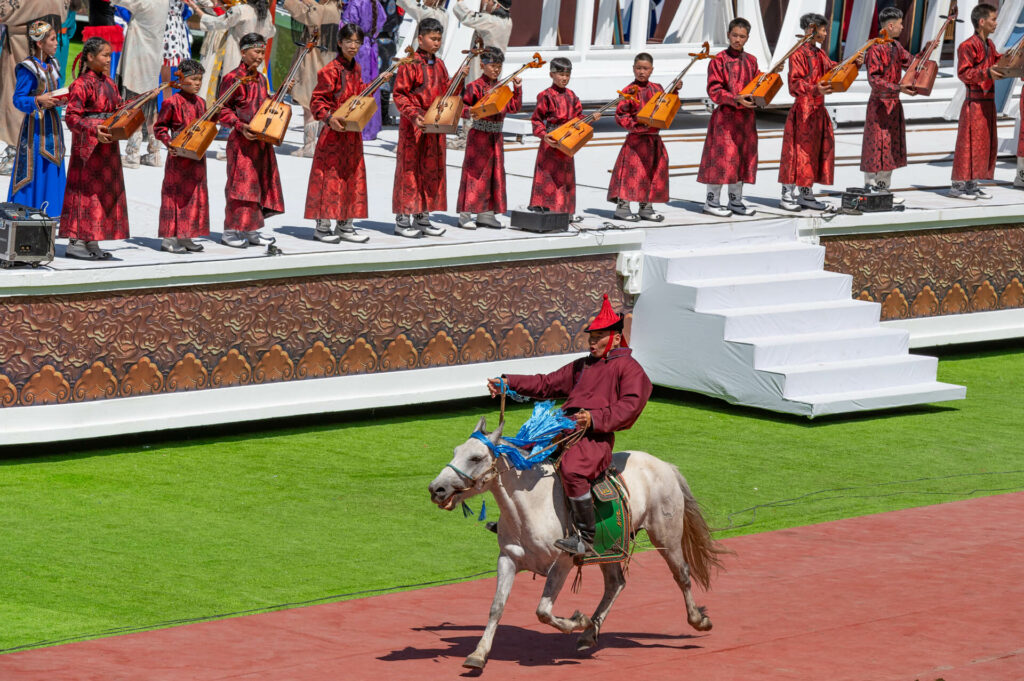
[474,415,488,434]
[488,419,504,445]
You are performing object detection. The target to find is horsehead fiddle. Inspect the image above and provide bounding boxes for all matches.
[546,89,637,157]
[331,46,418,131]
[102,82,181,141]
[469,52,546,119]
[423,36,484,134]
[636,42,712,128]
[168,61,260,160]
[249,27,322,145]
[820,29,892,93]
[739,27,816,107]
[901,1,960,95]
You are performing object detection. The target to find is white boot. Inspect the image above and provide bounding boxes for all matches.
[727,183,756,216]
[702,184,731,217]
[1015,157,1024,189]
[875,171,903,204]
[949,181,976,200]
[864,172,877,192]
[123,130,142,169]
[780,184,801,211]
[292,118,321,158]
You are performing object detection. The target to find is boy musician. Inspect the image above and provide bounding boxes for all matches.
[217,32,285,248]
[860,6,914,204]
[951,3,1003,200]
[778,13,860,212]
[608,53,675,222]
[697,17,759,218]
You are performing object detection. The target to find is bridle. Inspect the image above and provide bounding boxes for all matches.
[445,445,511,493]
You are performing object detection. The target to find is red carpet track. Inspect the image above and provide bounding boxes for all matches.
[3,493,1024,680]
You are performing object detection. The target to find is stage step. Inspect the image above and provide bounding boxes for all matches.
[786,382,968,418]
[760,354,939,398]
[660,242,825,281]
[730,327,910,369]
[714,299,882,338]
[671,270,854,311]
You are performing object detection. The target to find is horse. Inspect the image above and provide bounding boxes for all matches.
[428,416,726,669]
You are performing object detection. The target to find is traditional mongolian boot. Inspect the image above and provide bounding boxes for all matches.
[779,184,801,211]
[141,137,163,167]
[458,212,477,229]
[863,172,878,192]
[161,237,187,253]
[84,240,112,259]
[638,202,664,222]
[476,211,502,229]
[395,214,423,238]
[968,180,992,200]
[221,229,250,248]
[123,131,142,169]
[727,183,756,216]
[613,199,639,222]
[0,145,14,175]
[702,184,731,217]
[554,494,597,557]
[178,237,204,252]
[1015,157,1024,189]
[874,171,904,204]
[336,219,370,243]
[796,186,828,210]
[64,239,95,259]
[416,213,446,236]
[292,117,320,158]
[314,219,342,243]
[948,181,976,200]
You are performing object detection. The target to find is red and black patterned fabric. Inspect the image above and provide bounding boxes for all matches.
[607,80,670,204]
[58,69,129,241]
[218,63,285,230]
[154,92,210,238]
[860,41,912,173]
[392,49,454,214]
[457,76,522,213]
[953,34,1000,181]
[697,47,759,185]
[304,56,369,221]
[529,85,582,212]
[778,43,836,186]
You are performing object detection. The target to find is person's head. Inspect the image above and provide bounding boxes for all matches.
[878,6,903,38]
[78,36,111,76]
[972,3,998,33]
[175,59,205,95]
[800,12,828,43]
[28,20,58,59]
[480,46,504,80]
[239,33,266,66]
[417,18,444,54]
[588,329,622,358]
[550,57,572,88]
[585,294,626,359]
[727,18,750,51]
[339,22,365,62]
[633,52,653,82]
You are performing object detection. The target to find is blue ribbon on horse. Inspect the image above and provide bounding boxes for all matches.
[472,401,576,470]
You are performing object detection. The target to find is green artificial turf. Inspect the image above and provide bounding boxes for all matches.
[2,344,1023,653]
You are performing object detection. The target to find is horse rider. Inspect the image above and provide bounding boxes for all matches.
[488,294,653,556]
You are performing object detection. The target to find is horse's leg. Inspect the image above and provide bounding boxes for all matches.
[464,552,517,669]
[535,557,591,634]
[646,520,713,632]
[576,562,626,651]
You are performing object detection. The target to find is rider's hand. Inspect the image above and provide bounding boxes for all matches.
[573,409,592,432]
[487,377,502,398]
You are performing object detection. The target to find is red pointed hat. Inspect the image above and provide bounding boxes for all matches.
[585,294,625,333]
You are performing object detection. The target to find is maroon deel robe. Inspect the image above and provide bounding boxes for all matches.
[59,69,129,241]
[392,49,453,214]
[154,92,210,238]
[860,41,912,173]
[530,85,582,212]
[305,56,369,221]
[697,47,759,185]
[953,34,1000,182]
[218,63,285,231]
[778,43,836,186]
[506,348,653,498]
[457,76,522,213]
[607,80,670,204]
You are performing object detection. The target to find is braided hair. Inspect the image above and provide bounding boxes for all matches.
[248,0,270,24]
[72,36,110,78]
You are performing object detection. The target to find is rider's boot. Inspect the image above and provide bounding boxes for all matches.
[554,494,597,556]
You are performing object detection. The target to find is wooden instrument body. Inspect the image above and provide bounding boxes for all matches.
[900,58,938,95]
[470,86,513,119]
[331,95,378,132]
[169,120,218,161]
[823,63,859,93]
[739,72,783,107]
[249,99,292,145]
[104,108,144,141]
[996,52,1024,79]
[546,118,593,157]
[423,95,464,134]
[636,92,680,129]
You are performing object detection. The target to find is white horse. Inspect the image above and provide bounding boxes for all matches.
[428,416,725,669]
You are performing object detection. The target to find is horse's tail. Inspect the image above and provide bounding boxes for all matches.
[678,472,728,591]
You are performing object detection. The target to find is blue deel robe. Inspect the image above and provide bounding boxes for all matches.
[7,58,67,216]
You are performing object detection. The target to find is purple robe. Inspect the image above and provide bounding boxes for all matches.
[341,0,384,141]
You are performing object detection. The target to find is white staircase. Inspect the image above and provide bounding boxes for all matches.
[630,222,966,417]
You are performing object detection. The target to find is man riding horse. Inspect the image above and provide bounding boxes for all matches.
[488,295,653,556]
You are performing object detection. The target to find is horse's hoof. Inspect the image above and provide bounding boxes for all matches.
[576,624,600,651]
[695,616,713,632]
[570,610,592,632]
[463,653,487,669]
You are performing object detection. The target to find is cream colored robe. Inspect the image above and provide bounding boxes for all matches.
[280,0,340,110]
[112,0,169,94]
[198,4,276,105]
[452,1,511,82]
[396,0,448,34]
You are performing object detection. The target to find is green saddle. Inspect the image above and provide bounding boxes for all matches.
[576,469,633,567]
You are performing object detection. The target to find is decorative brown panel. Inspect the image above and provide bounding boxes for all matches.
[824,225,1024,320]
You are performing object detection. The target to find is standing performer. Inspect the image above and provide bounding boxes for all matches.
[281,0,341,157]
[342,0,385,141]
[392,18,463,238]
[163,0,193,81]
[59,37,130,260]
[951,3,1002,200]
[529,57,588,221]
[187,0,276,106]
[114,0,170,169]
[697,17,759,218]
[305,23,385,244]
[397,0,448,33]
[487,294,653,557]
[450,0,511,148]
[778,13,852,212]
[154,59,209,253]
[607,52,675,223]
[217,32,284,247]
[7,21,66,215]
[457,47,522,230]
[860,7,914,205]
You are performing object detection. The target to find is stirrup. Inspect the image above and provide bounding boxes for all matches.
[554,535,592,556]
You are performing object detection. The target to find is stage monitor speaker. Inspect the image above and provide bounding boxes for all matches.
[840,188,901,213]
[510,209,570,233]
[0,202,57,268]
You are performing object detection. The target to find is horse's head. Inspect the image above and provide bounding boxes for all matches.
[429,416,504,511]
